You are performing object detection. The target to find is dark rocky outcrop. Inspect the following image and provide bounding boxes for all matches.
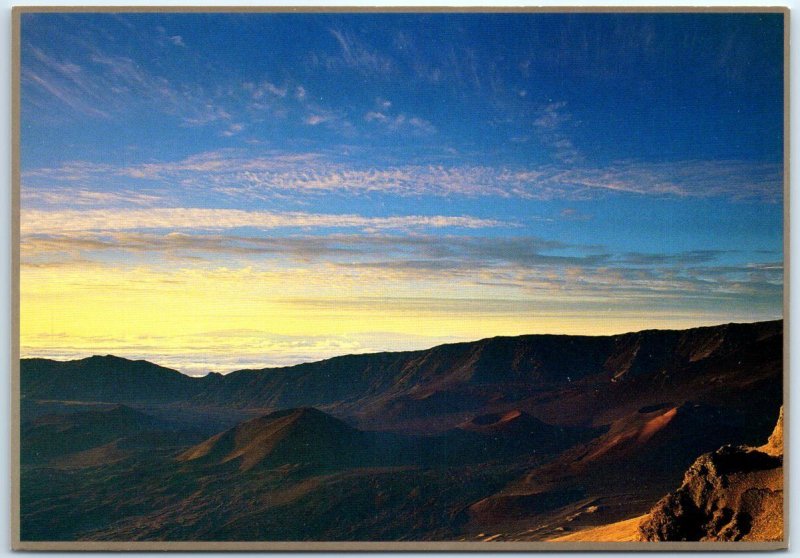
[638,407,783,542]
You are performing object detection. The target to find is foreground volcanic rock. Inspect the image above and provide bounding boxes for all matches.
[638,407,783,542]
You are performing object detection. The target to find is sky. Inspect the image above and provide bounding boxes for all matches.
[19,11,785,375]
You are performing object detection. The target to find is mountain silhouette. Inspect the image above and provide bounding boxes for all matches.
[21,320,782,433]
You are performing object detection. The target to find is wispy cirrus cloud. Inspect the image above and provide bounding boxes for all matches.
[363,98,436,135]
[21,232,574,268]
[20,208,509,236]
[534,101,571,130]
[21,228,782,302]
[23,45,233,127]
[328,28,394,76]
[559,208,593,221]
[554,159,782,200]
[22,188,164,208]
[22,149,783,203]
[533,101,583,164]
[220,123,246,137]
[365,110,436,135]
[305,113,336,126]
[21,21,435,142]
[22,47,111,118]
[243,80,288,100]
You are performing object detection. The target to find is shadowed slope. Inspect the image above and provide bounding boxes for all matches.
[22,405,171,465]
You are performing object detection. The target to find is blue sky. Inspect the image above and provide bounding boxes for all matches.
[19,12,785,373]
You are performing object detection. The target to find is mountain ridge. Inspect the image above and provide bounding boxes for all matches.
[22,318,782,378]
[21,319,783,435]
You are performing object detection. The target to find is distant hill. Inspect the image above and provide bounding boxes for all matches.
[21,320,783,433]
[178,407,367,471]
[21,355,202,403]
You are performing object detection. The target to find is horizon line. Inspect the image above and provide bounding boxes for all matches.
[19,317,783,377]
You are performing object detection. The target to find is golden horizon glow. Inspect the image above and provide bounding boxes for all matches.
[21,261,778,374]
